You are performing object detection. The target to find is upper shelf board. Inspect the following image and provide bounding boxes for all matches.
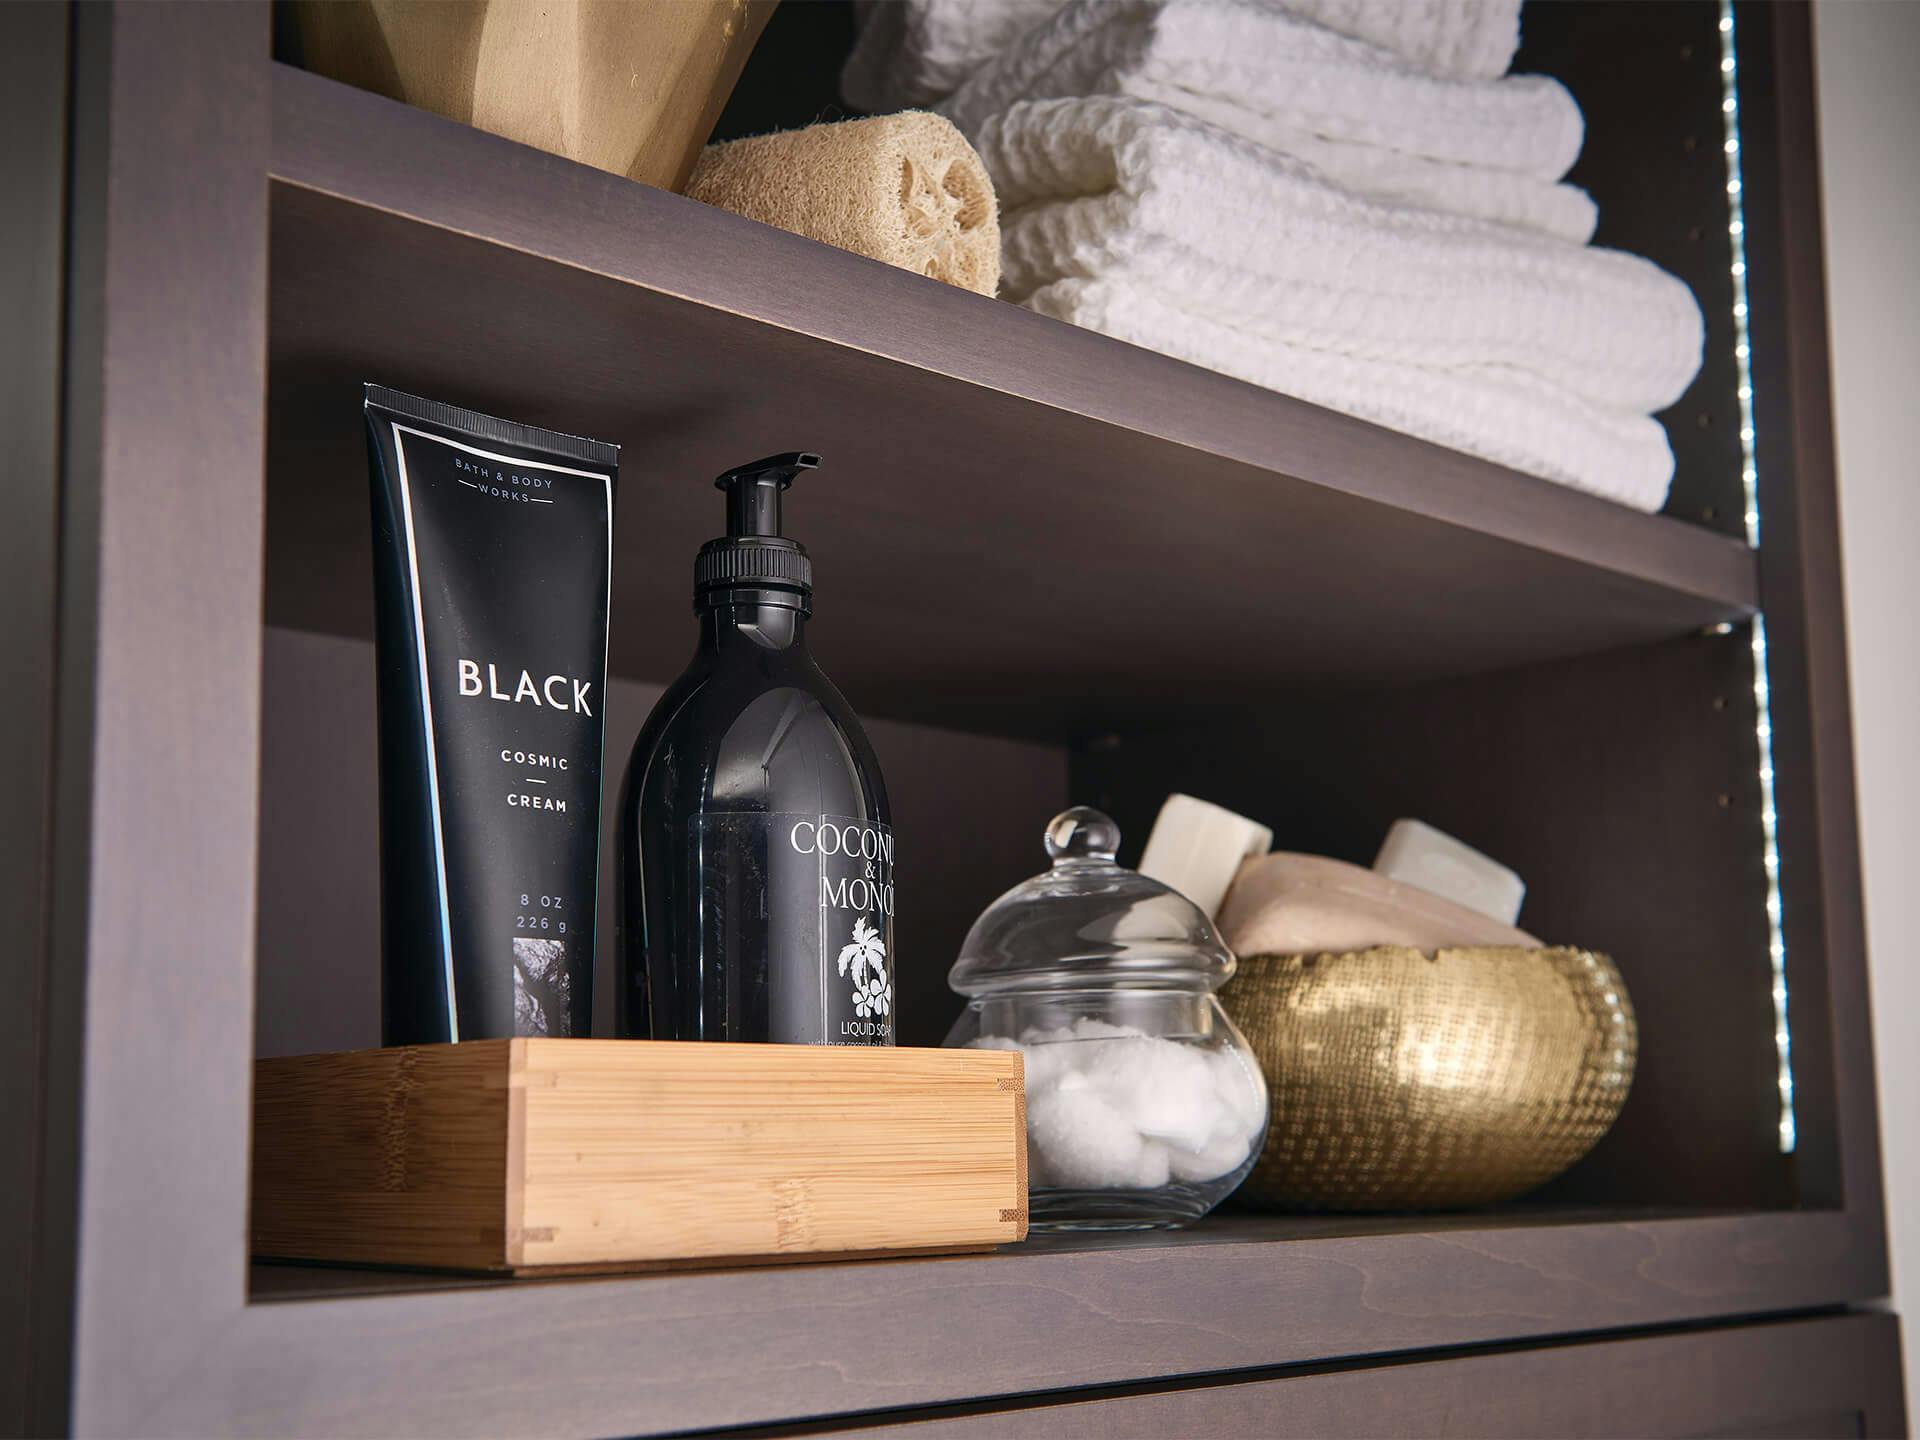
[265,65,1758,736]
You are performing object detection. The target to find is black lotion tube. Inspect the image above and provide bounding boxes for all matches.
[363,385,617,1043]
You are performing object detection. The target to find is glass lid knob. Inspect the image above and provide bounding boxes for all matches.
[1044,807,1121,865]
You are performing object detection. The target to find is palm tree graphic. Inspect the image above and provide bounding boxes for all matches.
[837,917,890,1018]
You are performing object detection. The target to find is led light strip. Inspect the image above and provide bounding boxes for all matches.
[1719,2,1794,1153]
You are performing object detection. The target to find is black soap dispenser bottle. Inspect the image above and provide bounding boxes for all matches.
[617,454,895,1045]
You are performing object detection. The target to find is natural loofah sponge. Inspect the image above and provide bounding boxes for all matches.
[686,112,1000,295]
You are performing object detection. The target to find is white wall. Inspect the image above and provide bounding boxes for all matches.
[1813,0,1920,1391]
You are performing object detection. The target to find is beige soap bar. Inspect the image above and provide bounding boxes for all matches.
[1218,852,1539,958]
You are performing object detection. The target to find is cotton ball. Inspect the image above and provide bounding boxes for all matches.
[1077,1034,1220,1152]
[1135,1138,1173,1189]
[1168,1131,1251,1184]
[1208,1046,1269,1141]
[967,1030,1069,1089]
[1026,1021,1142,1095]
[974,1017,1269,1195]
[1026,1072,1156,1189]
[1019,1037,1077,1091]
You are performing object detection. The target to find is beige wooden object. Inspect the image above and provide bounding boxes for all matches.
[292,0,776,192]
[1218,851,1539,959]
[252,1039,1028,1272]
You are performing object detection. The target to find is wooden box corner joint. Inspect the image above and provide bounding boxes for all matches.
[251,1039,1028,1274]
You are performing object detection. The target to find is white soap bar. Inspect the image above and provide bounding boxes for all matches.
[1373,818,1525,925]
[1138,794,1274,920]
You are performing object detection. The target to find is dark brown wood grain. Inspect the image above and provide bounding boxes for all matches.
[0,4,71,1432]
[1732,1,1883,1247]
[1515,3,1750,539]
[251,628,1065,1056]
[263,63,1758,741]
[43,4,272,1434]
[208,1207,1884,1436]
[813,1313,1905,1439]
[1087,633,1794,1213]
[29,3,1896,1436]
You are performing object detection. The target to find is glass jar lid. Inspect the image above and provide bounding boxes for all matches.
[949,807,1237,997]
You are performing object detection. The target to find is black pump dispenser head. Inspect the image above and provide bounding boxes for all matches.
[695,452,821,609]
[718,451,818,537]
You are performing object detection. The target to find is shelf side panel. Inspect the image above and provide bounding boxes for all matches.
[53,5,272,1436]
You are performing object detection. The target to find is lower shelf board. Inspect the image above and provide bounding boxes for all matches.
[234,1203,1884,1435]
[249,1203,1764,1301]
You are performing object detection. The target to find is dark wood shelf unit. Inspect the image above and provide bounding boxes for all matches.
[266,60,1757,738]
[209,1204,1872,1435]
[814,1314,1907,1439]
[12,3,1900,1437]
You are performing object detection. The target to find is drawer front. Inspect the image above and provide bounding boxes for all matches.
[843,1314,1904,1439]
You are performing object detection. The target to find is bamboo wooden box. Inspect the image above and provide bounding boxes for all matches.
[251,1040,1028,1273]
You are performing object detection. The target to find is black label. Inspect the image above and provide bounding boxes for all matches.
[378,418,612,1040]
[691,812,896,1045]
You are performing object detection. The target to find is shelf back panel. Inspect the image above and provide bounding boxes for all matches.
[253,626,1065,1056]
[263,114,1755,743]
[1083,631,1795,1212]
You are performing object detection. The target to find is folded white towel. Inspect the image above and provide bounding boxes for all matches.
[940,0,1593,240]
[987,99,1698,412]
[944,0,1582,179]
[843,0,1057,113]
[1276,0,1521,81]
[974,99,1701,509]
[843,0,1523,114]
[1031,279,1678,510]
[1106,115,1596,243]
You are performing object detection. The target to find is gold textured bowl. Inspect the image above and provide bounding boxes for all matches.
[1222,947,1635,1211]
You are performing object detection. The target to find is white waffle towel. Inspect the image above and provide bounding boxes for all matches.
[843,0,1523,114]
[1032,280,1679,509]
[944,0,1593,240]
[977,98,1703,509]
[990,98,1698,410]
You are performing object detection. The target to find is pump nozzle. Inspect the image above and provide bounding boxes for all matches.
[715,452,821,537]
[695,452,822,610]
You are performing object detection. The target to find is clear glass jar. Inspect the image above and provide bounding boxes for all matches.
[946,808,1269,1230]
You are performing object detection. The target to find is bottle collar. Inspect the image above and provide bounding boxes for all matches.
[700,598,807,651]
